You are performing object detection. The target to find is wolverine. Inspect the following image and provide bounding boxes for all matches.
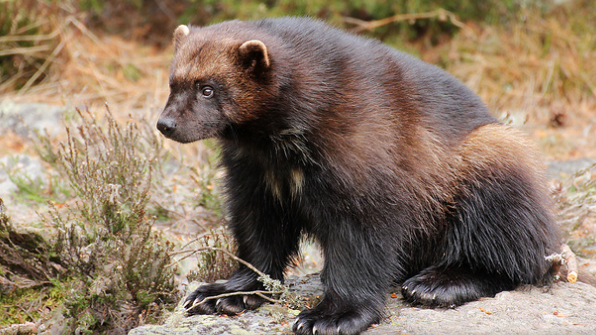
[157,17,558,335]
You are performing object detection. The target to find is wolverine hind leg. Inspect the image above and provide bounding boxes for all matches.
[403,124,558,307]
[402,266,514,307]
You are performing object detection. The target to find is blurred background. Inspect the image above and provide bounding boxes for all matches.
[2,0,596,158]
[2,0,595,158]
[1,0,595,333]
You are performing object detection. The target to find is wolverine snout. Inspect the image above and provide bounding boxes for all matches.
[156,117,177,137]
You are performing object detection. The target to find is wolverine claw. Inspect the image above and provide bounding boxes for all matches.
[293,318,304,332]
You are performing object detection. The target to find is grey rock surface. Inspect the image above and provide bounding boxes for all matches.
[0,154,46,188]
[0,101,67,137]
[376,282,596,334]
[547,158,596,178]
[0,154,48,224]
[130,275,596,335]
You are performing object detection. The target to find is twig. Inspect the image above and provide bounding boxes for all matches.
[174,246,287,311]
[69,16,104,48]
[343,8,465,33]
[168,248,199,257]
[167,247,212,269]
[184,289,285,311]
[0,45,51,57]
[168,246,266,278]
[0,29,60,43]
[14,303,36,322]
[178,232,212,251]
[561,244,578,283]
[19,37,66,93]
[14,16,48,35]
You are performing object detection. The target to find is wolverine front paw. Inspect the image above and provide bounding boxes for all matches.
[292,301,379,335]
[184,283,265,315]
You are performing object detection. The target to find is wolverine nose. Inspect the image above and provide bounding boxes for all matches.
[157,118,176,136]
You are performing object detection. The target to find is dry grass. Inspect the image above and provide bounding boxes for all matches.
[444,19,595,113]
[1,3,170,111]
[431,4,596,159]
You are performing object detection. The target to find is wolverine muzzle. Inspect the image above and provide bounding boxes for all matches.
[156,118,177,137]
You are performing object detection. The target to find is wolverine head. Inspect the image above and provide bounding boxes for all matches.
[157,23,273,143]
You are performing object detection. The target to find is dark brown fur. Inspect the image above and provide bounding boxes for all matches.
[157,18,559,335]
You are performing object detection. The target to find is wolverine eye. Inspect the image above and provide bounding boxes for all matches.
[201,86,214,98]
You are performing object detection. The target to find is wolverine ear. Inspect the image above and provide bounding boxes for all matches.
[173,25,190,51]
[239,40,270,70]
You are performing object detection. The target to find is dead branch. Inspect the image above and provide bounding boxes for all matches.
[561,244,578,283]
[171,245,289,310]
[168,246,266,278]
[177,232,212,252]
[343,8,465,33]
[183,289,286,311]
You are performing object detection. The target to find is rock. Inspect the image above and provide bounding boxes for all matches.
[130,275,596,335]
[0,154,46,197]
[377,282,596,334]
[0,154,49,224]
[0,101,67,138]
[547,158,596,179]
[130,276,321,335]
[0,179,18,196]
[0,322,37,335]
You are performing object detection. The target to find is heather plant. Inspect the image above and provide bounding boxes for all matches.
[35,106,177,334]
[185,229,237,284]
[554,163,596,256]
